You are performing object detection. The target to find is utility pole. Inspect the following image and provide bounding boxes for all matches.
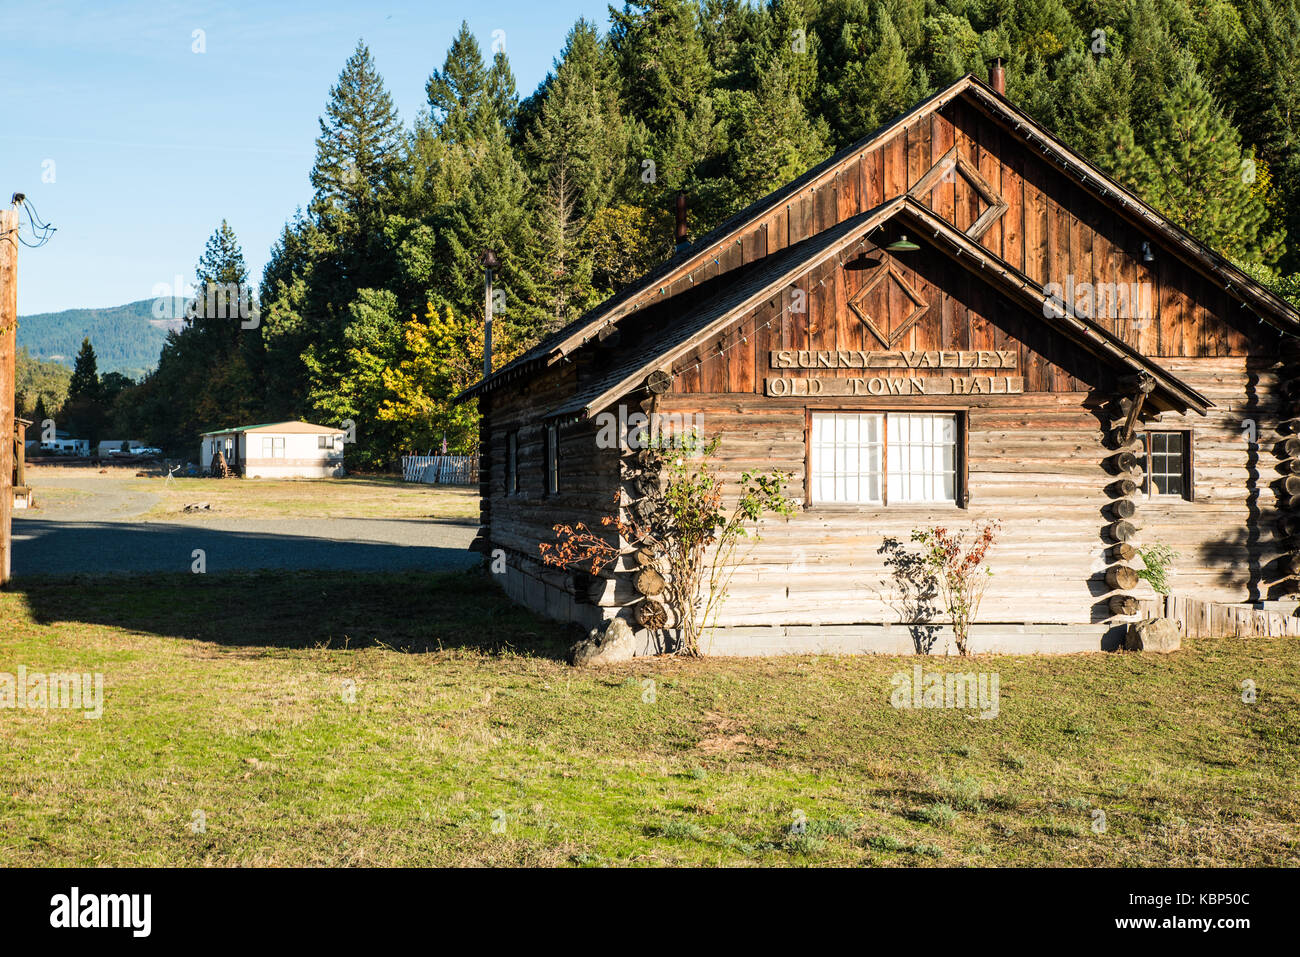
[0,203,18,585]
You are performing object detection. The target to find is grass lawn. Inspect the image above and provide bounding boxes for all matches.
[140,475,479,521]
[26,466,479,521]
[1,569,1297,867]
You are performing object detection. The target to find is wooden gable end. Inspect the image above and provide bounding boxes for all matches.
[597,88,1267,365]
[914,97,1261,358]
[668,233,1109,397]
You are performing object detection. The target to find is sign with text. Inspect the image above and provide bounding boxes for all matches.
[770,349,1018,370]
[765,375,1025,397]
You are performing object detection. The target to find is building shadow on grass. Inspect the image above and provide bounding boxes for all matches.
[6,523,574,660]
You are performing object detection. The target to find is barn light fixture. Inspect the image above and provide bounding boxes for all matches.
[886,234,920,252]
[1141,241,1155,263]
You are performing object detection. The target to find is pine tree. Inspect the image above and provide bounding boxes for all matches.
[821,3,919,145]
[1232,0,1300,271]
[187,220,251,345]
[726,52,830,207]
[426,22,491,143]
[311,40,404,221]
[1123,0,1186,128]
[257,213,315,417]
[1051,46,1138,166]
[439,123,549,342]
[1119,59,1283,263]
[487,50,519,131]
[301,41,408,440]
[524,20,633,320]
[68,338,100,403]
[610,0,726,218]
[65,338,105,445]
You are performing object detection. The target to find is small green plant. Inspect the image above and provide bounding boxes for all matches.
[867,834,907,852]
[656,820,707,841]
[784,833,825,855]
[1136,544,1180,595]
[916,802,958,827]
[805,817,856,838]
[936,776,986,812]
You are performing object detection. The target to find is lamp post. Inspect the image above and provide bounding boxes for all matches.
[481,248,499,378]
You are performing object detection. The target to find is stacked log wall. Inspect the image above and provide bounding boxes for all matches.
[479,367,624,630]
[653,368,1282,636]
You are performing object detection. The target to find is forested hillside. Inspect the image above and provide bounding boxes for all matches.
[95,0,1300,463]
[16,299,186,380]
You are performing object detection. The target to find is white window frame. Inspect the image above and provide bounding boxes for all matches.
[809,411,959,506]
[262,436,285,459]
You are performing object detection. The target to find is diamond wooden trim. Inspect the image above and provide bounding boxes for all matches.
[847,261,929,347]
[908,145,1009,241]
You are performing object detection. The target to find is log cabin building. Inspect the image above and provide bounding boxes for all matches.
[458,73,1300,655]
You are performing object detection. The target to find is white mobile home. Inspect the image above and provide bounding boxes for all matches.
[201,421,345,478]
[39,431,89,456]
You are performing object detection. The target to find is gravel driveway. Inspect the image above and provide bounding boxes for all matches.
[12,477,478,576]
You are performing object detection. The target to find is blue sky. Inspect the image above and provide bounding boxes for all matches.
[1,0,612,314]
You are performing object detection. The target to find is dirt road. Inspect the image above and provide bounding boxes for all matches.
[11,472,479,576]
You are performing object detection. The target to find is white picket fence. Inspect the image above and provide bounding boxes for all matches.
[401,454,478,485]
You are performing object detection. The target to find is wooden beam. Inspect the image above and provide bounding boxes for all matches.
[1117,374,1154,446]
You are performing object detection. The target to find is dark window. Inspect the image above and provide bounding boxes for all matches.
[1141,431,1191,499]
[545,424,559,495]
[506,431,518,495]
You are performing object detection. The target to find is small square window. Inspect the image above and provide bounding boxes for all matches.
[1142,431,1190,499]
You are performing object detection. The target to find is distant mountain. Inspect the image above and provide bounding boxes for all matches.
[16,298,187,380]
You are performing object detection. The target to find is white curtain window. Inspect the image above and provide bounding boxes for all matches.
[887,413,957,503]
[810,413,884,504]
[262,437,285,459]
[810,412,957,505]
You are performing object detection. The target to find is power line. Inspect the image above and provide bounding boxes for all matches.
[10,194,56,249]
